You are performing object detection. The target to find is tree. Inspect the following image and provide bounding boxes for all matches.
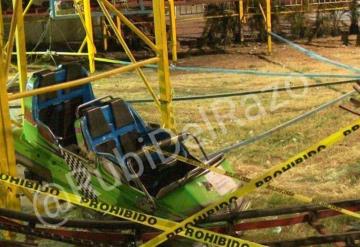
[349,0,359,34]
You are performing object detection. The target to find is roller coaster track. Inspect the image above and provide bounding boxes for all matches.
[0,199,359,246]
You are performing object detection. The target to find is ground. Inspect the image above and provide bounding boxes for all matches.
[91,35,360,244]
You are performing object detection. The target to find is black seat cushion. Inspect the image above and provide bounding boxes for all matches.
[64,63,84,81]
[96,140,117,154]
[120,131,142,154]
[63,63,87,93]
[37,71,57,102]
[86,107,111,139]
[39,97,84,146]
[35,63,91,147]
[62,98,83,145]
[110,99,134,129]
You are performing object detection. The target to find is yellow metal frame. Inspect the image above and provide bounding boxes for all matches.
[169,0,350,55]
[0,0,354,239]
[82,0,96,73]
[169,0,273,55]
[168,0,178,62]
[13,0,28,113]
[101,17,109,51]
[11,0,175,129]
[153,0,175,129]
[258,0,272,53]
[98,0,174,129]
[0,0,175,222]
[100,0,158,52]
[98,0,162,109]
[23,0,35,16]
[266,0,272,54]
[0,0,20,215]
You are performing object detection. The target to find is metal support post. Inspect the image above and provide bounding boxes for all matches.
[0,1,20,214]
[83,0,96,72]
[101,17,108,51]
[13,0,28,114]
[168,0,177,62]
[266,0,272,54]
[153,0,175,130]
[239,0,244,42]
[116,16,121,37]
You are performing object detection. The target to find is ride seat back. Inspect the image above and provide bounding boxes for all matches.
[82,98,197,197]
[33,63,95,146]
[82,98,145,156]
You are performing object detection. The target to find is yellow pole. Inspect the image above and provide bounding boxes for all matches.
[97,1,161,108]
[116,16,121,37]
[101,17,108,51]
[168,0,177,62]
[83,0,95,73]
[258,3,266,23]
[239,0,244,22]
[23,0,34,16]
[0,1,20,214]
[78,37,87,53]
[13,0,28,115]
[266,0,272,54]
[0,0,6,210]
[8,57,159,101]
[153,0,175,129]
[100,0,158,52]
[5,0,19,77]
[239,0,244,42]
[74,3,97,53]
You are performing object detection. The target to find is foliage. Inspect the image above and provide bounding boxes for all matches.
[247,0,267,42]
[288,13,308,39]
[2,0,13,10]
[201,3,240,49]
[349,0,359,34]
[287,9,347,42]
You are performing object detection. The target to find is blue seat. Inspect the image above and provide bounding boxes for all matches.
[81,98,149,158]
[80,98,197,196]
[31,63,95,146]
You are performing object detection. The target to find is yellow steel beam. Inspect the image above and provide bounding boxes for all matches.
[239,0,244,22]
[266,0,272,54]
[23,0,35,16]
[98,0,161,109]
[8,57,159,101]
[74,2,97,53]
[101,17,108,51]
[78,37,87,53]
[5,0,19,79]
[168,0,177,62]
[83,0,96,73]
[153,0,175,130]
[13,0,28,115]
[239,0,244,41]
[0,0,6,210]
[0,1,20,214]
[100,0,158,52]
[116,16,121,36]
[0,2,3,46]
[258,3,266,22]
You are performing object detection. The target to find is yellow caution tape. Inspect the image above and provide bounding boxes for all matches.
[141,119,360,247]
[0,173,264,247]
[149,148,360,220]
